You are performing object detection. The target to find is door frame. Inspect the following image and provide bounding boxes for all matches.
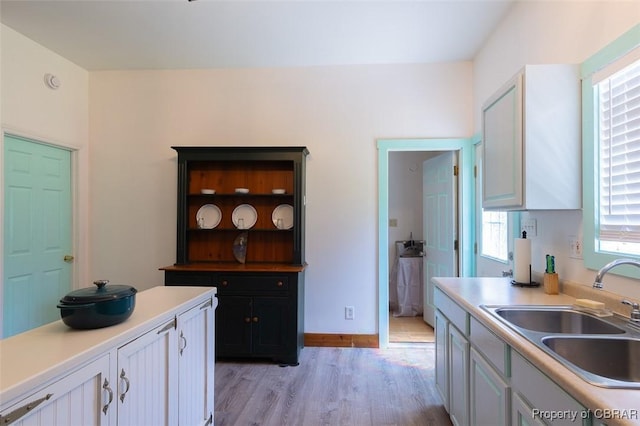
[1,129,82,337]
[377,138,475,348]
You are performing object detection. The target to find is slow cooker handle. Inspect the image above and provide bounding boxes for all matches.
[94,280,109,289]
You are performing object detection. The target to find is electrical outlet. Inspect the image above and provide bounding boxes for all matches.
[568,235,583,259]
[521,218,537,237]
[389,218,398,227]
[345,306,355,320]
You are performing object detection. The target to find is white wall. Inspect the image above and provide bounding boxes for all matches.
[473,1,640,298]
[89,64,472,334]
[0,25,91,290]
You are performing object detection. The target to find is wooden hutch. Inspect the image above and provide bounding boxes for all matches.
[161,146,308,365]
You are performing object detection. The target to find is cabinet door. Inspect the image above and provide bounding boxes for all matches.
[434,310,449,412]
[469,348,509,426]
[216,295,252,356]
[0,354,113,426]
[251,296,291,357]
[448,325,469,426]
[178,297,215,426]
[482,72,524,209]
[117,318,178,426]
[512,392,545,426]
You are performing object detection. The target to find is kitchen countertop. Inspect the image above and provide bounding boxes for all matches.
[0,286,217,407]
[433,277,640,426]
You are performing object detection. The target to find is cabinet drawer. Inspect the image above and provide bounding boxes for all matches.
[511,351,587,426]
[470,316,508,376]
[165,271,215,286]
[217,275,290,292]
[434,287,467,334]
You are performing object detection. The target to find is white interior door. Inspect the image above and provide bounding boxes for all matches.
[422,151,458,326]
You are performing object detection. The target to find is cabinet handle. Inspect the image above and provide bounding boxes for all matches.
[221,280,228,286]
[0,393,52,424]
[179,330,188,356]
[199,298,213,310]
[119,369,131,403]
[277,281,283,287]
[157,317,176,334]
[244,317,251,323]
[102,378,114,415]
[252,317,259,323]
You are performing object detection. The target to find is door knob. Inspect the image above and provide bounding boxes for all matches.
[63,255,74,263]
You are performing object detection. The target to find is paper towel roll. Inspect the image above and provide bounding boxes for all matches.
[514,238,531,283]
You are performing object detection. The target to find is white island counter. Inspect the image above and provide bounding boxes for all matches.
[0,285,217,425]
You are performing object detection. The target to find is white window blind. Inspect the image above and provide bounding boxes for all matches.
[598,56,640,252]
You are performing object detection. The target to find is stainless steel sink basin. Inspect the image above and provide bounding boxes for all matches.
[493,307,625,334]
[543,336,640,386]
[481,304,640,388]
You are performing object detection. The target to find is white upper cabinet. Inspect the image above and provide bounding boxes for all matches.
[482,64,581,210]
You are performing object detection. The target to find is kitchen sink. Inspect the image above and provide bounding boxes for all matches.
[481,304,640,388]
[492,306,625,334]
[543,336,640,385]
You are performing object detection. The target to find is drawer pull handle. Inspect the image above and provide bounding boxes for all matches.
[0,393,53,424]
[252,317,259,323]
[119,369,131,403]
[221,280,228,286]
[179,331,188,356]
[157,318,176,334]
[277,281,283,287]
[200,298,213,310]
[102,378,114,415]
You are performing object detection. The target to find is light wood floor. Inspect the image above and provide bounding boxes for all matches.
[215,346,451,426]
[389,314,435,343]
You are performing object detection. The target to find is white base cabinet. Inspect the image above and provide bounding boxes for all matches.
[435,287,592,426]
[116,317,178,426]
[0,354,113,426]
[434,309,449,412]
[178,298,215,426]
[470,347,510,426]
[0,287,216,426]
[448,325,469,426]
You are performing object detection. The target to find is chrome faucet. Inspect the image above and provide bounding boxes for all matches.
[593,258,640,288]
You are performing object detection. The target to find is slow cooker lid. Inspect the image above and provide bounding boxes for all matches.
[60,280,137,305]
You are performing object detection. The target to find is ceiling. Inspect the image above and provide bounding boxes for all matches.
[1,0,515,71]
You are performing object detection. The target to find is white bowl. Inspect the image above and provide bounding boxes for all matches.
[200,189,215,194]
[272,189,286,194]
[235,188,250,194]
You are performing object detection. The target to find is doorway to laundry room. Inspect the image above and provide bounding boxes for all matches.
[388,150,453,343]
[378,138,473,348]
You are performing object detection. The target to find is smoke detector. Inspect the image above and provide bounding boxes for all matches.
[44,73,61,90]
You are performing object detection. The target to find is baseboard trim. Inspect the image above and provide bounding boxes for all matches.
[304,333,379,348]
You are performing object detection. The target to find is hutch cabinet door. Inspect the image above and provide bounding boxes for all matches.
[251,296,293,357]
[216,295,253,356]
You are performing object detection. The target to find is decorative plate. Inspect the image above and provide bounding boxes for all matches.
[195,204,222,229]
[232,204,258,229]
[272,204,294,229]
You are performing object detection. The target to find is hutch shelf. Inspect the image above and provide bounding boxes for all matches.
[161,146,308,365]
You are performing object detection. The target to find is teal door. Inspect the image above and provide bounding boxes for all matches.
[3,135,73,337]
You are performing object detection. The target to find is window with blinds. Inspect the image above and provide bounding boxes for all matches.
[597,56,640,255]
